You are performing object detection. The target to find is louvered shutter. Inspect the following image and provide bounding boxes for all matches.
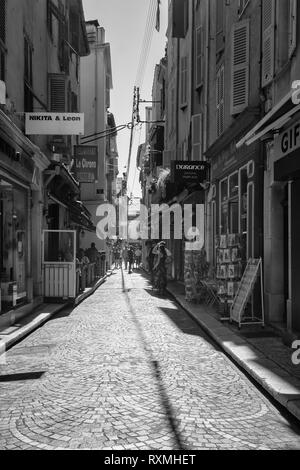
[216,0,224,53]
[192,114,202,160]
[181,56,188,106]
[231,20,249,115]
[195,27,204,88]
[289,0,297,58]
[216,66,224,137]
[49,74,66,112]
[0,0,5,44]
[262,0,275,87]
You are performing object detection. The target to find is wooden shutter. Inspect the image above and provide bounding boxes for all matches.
[49,74,66,112]
[172,0,185,38]
[289,0,297,58]
[0,0,5,44]
[192,114,202,160]
[195,27,204,88]
[231,20,249,115]
[216,0,224,53]
[180,56,188,106]
[262,0,275,87]
[216,66,224,137]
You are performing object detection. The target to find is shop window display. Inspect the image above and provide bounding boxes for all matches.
[0,179,28,312]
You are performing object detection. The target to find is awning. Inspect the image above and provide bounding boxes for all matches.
[44,162,80,194]
[236,91,299,148]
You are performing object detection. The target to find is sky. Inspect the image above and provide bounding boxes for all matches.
[82,0,168,197]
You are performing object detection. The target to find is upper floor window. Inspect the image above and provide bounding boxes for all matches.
[216,0,225,55]
[172,0,189,38]
[24,36,33,112]
[195,26,204,89]
[180,55,188,108]
[238,0,250,17]
[216,65,224,137]
[231,19,249,115]
[0,0,6,82]
[261,0,275,87]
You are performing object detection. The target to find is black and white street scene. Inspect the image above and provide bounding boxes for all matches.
[1,0,300,455]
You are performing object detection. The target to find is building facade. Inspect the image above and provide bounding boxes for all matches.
[0,0,92,313]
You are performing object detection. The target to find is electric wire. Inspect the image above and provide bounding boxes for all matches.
[135,0,156,88]
[138,2,157,90]
[135,0,155,86]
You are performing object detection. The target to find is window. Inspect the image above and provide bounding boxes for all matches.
[238,0,250,16]
[24,36,33,112]
[0,0,6,82]
[231,20,249,115]
[172,0,189,38]
[180,56,188,107]
[48,73,66,112]
[192,114,202,161]
[216,65,224,137]
[289,0,297,58]
[261,0,275,87]
[216,0,224,54]
[220,178,228,235]
[195,26,204,88]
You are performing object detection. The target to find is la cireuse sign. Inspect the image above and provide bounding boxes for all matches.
[274,120,300,161]
[25,113,84,135]
[74,146,98,183]
[171,161,210,185]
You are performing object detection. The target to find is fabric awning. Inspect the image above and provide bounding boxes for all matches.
[236,91,299,148]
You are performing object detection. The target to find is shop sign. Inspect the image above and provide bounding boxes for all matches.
[25,113,84,135]
[274,119,300,161]
[171,161,210,186]
[74,146,98,183]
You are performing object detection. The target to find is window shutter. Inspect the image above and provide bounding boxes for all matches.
[195,27,204,88]
[216,66,224,137]
[262,0,275,87]
[0,0,6,44]
[180,56,188,106]
[192,114,202,160]
[216,0,224,53]
[172,0,185,38]
[289,0,297,58]
[231,20,249,115]
[49,74,66,112]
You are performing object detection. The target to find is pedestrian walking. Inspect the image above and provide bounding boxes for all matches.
[122,244,128,270]
[127,246,134,274]
[152,242,172,295]
[134,247,142,269]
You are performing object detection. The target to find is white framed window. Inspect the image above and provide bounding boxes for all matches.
[216,65,224,137]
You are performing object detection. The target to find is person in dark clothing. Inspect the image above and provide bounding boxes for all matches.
[152,242,172,295]
[127,246,134,274]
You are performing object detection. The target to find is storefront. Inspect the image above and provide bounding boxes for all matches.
[0,176,29,311]
[236,93,300,335]
[207,141,263,310]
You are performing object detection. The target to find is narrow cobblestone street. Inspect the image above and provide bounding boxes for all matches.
[0,270,300,450]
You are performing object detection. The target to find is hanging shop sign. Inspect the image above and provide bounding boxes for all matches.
[25,113,84,135]
[171,161,210,186]
[74,146,98,183]
[274,119,300,161]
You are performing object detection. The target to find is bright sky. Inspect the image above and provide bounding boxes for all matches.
[82,0,168,197]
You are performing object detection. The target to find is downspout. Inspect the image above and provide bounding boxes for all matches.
[204,0,211,261]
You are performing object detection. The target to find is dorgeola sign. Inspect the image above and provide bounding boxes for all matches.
[171,161,210,186]
[74,146,98,183]
[25,113,84,135]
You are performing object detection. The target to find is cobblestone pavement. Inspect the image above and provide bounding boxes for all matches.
[0,270,300,450]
